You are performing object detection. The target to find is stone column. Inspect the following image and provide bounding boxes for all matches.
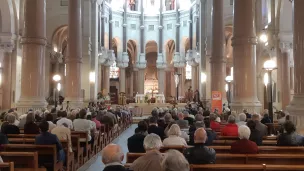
[91,0,99,101]
[0,44,14,111]
[17,0,47,113]
[119,68,126,93]
[210,0,226,102]
[191,64,198,91]
[103,65,110,94]
[177,67,185,98]
[138,68,145,94]
[281,45,291,110]
[130,71,134,97]
[157,67,165,94]
[199,0,207,101]
[230,0,261,113]
[287,0,304,131]
[65,0,83,107]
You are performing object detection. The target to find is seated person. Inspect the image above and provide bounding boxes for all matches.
[1,114,20,134]
[210,113,221,132]
[162,150,189,171]
[204,120,217,146]
[184,128,216,164]
[183,111,195,126]
[102,144,127,171]
[128,121,148,153]
[45,113,56,131]
[0,133,8,145]
[130,133,164,171]
[73,109,94,142]
[261,113,272,124]
[231,125,258,154]
[35,121,65,163]
[148,117,165,140]
[277,121,304,146]
[57,111,73,129]
[24,112,40,134]
[163,124,187,146]
[51,123,73,153]
[236,113,247,127]
[221,115,238,136]
[247,120,263,146]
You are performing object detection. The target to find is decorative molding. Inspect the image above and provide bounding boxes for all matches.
[280,42,293,53]
[140,25,145,30]
[158,26,163,30]
[0,43,15,53]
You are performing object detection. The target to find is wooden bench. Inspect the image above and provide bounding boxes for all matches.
[217,136,277,140]
[2,144,63,171]
[71,135,84,169]
[209,146,304,154]
[216,153,304,165]
[0,152,44,171]
[160,146,187,153]
[71,131,91,163]
[190,164,304,171]
[212,140,277,146]
[0,162,14,171]
[126,153,145,163]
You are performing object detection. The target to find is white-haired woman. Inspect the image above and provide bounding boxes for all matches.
[231,125,258,154]
[162,150,189,171]
[163,124,187,146]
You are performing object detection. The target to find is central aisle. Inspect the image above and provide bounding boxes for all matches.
[78,124,137,171]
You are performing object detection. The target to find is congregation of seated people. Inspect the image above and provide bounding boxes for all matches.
[0,103,132,170]
[117,106,304,171]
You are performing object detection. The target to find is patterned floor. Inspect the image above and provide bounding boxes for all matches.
[78,124,137,171]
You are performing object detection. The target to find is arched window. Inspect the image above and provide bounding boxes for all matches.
[110,61,120,79]
[185,62,192,80]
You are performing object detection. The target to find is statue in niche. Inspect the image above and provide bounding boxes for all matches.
[165,0,175,10]
[129,0,136,11]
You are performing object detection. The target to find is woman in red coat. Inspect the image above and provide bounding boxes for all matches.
[231,125,258,154]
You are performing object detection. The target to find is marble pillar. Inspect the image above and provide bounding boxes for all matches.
[199,0,207,101]
[157,68,165,94]
[17,0,47,113]
[191,64,198,91]
[230,0,261,113]
[0,46,13,111]
[130,71,134,97]
[177,67,186,98]
[287,0,304,131]
[119,68,126,93]
[210,0,226,102]
[281,50,291,110]
[138,68,145,94]
[103,66,110,95]
[65,0,83,107]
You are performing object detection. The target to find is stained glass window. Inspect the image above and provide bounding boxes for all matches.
[186,62,192,80]
[110,61,120,79]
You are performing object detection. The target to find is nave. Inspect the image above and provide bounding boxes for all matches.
[79,124,136,171]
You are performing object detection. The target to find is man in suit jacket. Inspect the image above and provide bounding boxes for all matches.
[252,114,268,137]
[148,117,165,140]
[231,125,258,154]
[102,144,127,171]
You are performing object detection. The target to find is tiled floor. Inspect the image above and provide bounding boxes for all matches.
[78,124,137,171]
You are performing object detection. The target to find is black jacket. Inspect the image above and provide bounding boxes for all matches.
[103,165,127,171]
[127,132,146,153]
[148,125,165,140]
[184,144,216,164]
[249,129,263,146]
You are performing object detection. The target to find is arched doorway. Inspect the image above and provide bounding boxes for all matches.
[50,25,68,105]
[145,41,158,95]
[126,40,137,100]
[165,40,175,99]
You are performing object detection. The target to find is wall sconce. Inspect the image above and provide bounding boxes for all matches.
[89,71,96,83]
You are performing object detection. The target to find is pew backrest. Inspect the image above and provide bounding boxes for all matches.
[0,152,38,169]
[0,162,14,171]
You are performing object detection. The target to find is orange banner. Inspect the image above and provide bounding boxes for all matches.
[211,91,223,114]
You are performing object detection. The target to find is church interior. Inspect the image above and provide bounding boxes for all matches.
[0,0,303,171]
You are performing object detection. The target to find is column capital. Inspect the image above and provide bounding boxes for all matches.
[0,43,15,53]
[280,41,293,53]
[136,62,146,69]
[174,61,186,68]
[117,62,128,68]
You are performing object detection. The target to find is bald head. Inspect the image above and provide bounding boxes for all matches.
[101,144,124,164]
[194,128,207,144]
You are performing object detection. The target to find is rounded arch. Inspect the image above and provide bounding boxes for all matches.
[225,25,233,59]
[51,25,68,54]
[127,39,137,65]
[145,40,158,54]
[145,40,158,80]
[0,0,16,34]
[184,38,190,53]
[165,39,175,66]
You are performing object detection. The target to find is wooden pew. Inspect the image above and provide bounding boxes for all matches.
[210,146,304,154]
[0,152,41,171]
[2,144,63,171]
[126,153,145,163]
[216,153,304,165]
[160,146,187,153]
[60,140,75,171]
[71,131,91,163]
[0,162,14,171]
[217,136,277,140]
[212,140,277,146]
[190,164,304,171]
[71,135,84,169]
